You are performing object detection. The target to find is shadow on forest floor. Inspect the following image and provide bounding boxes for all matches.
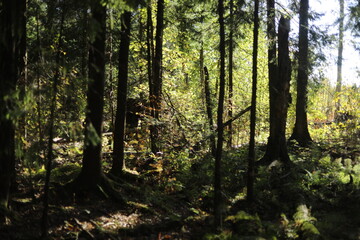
[0,140,359,239]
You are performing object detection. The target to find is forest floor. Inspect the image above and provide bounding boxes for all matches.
[0,139,359,239]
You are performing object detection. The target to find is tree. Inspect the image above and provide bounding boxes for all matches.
[41,0,66,236]
[73,0,106,188]
[204,66,216,156]
[149,0,165,154]
[247,0,259,203]
[262,16,292,164]
[335,0,344,117]
[289,0,312,146]
[146,0,154,116]
[214,0,226,229]
[262,0,277,162]
[227,0,234,148]
[111,11,132,175]
[0,0,26,213]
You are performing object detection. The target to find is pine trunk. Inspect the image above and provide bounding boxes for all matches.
[204,66,216,156]
[214,0,226,229]
[262,16,292,164]
[227,0,234,148]
[76,1,106,187]
[150,0,164,154]
[0,0,26,212]
[335,0,344,116]
[290,0,312,146]
[111,11,132,174]
[247,0,259,203]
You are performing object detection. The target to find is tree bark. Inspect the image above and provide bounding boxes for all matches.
[227,0,234,148]
[214,0,226,229]
[111,11,132,175]
[41,1,66,236]
[289,0,312,146]
[150,0,165,154]
[247,0,259,203]
[0,0,26,212]
[75,0,106,188]
[262,16,292,164]
[204,66,216,156]
[147,0,154,99]
[335,0,344,116]
[262,0,277,163]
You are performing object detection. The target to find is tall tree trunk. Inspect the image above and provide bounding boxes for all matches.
[17,0,27,176]
[335,0,344,116]
[108,8,115,132]
[247,0,259,203]
[75,0,106,188]
[111,11,132,175]
[290,0,312,146]
[262,0,277,163]
[150,0,164,154]
[204,66,216,156]
[0,0,26,213]
[200,44,205,104]
[214,0,226,229]
[227,0,234,148]
[41,1,66,236]
[81,6,89,77]
[36,5,45,165]
[262,16,292,164]
[147,0,154,109]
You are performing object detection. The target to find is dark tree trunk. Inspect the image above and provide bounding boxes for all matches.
[81,6,89,77]
[335,0,344,116]
[35,5,45,165]
[214,0,226,229]
[147,0,155,98]
[204,66,216,156]
[289,0,312,146]
[41,1,66,236]
[262,0,277,163]
[108,9,115,131]
[262,16,292,164]
[75,0,106,187]
[150,0,164,154]
[227,0,234,148]
[0,0,26,212]
[111,11,132,175]
[247,0,259,203]
[147,0,154,130]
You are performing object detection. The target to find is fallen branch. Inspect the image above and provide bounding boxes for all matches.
[193,106,251,149]
[223,105,251,129]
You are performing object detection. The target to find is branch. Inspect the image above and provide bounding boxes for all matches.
[193,106,251,149]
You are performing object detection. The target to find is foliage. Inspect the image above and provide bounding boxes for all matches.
[1,0,359,238]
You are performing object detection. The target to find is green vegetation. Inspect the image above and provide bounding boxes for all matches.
[0,0,359,239]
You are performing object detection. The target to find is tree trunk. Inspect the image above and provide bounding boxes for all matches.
[150,0,165,154]
[227,0,234,148]
[262,0,277,163]
[335,0,344,116]
[214,0,226,229]
[147,0,154,98]
[147,0,154,118]
[41,1,66,236]
[262,16,292,164]
[289,0,312,146]
[75,0,106,188]
[108,8,115,132]
[111,11,132,175]
[0,0,26,213]
[247,0,259,203]
[204,66,216,156]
